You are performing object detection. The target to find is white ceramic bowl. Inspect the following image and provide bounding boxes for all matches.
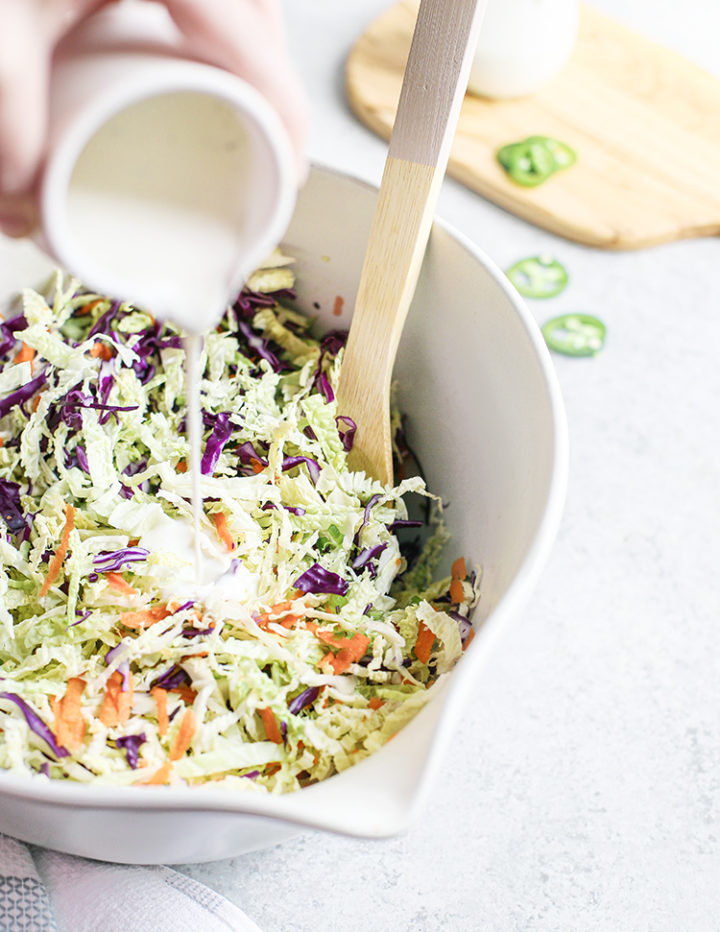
[0,165,567,864]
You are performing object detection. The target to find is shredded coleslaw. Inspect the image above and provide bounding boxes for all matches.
[0,255,478,791]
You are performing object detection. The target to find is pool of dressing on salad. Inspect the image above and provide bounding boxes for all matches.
[65,92,263,606]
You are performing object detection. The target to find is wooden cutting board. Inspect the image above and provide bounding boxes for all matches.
[346,0,720,248]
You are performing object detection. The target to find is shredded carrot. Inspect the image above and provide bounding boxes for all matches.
[89,341,113,360]
[332,295,344,317]
[169,686,197,704]
[312,627,370,675]
[104,572,137,596]
[450,578,464,604]
[141,761,172,785]
[250,458,265,474]
[51,677,86,752]
[0,439,4,448]
[13,342,35,369]
[175,460,188,474]
[75,298,103,317]
[39,504,75,597]
[414,621,435,665]
[32,392,43,413]
[151,687,169,736]
[259,707,283,744]
[264,762,281,776]
[451,556,467,580]
[98,671,133,727]
[463,629,475,651]
[118,604,170,629]
[256,599,303,630]
[169,708,196,761]
[211,511,234,552]
[368,697,385,711]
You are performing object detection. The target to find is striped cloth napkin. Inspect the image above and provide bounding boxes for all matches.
[0,833,260,932]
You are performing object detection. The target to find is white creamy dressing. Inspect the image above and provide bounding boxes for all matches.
[65,92,265,604]
[137,509,258,613]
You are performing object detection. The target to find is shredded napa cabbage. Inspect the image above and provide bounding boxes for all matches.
[0,255,479,791]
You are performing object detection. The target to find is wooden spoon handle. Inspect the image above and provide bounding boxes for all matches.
[337,0,487,483]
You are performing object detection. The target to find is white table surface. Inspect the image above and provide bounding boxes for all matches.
[176,2,720,929]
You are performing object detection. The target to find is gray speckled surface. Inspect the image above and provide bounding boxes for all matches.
[176,2,720,929]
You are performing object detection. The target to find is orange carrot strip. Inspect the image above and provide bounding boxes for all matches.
[32,392,43,413]
[211,512,234,552]
[169,708,196,761]
[414,622,435,665]
[118,604,170,629]
[264,762,281,776]
[52,677,86,752]
[13,342,35,367]
[76,298,104,317]
[0,438,4,448]
[463,629,475,651]
[449,578,464,604]
[98,671,133,727]
[151,687,169,736]
[141,761,172,785]
[251,458,265,474]
[169,686,198,704]
[259,708,283,745]
[368,697,385,711]
[104,572,138,596]
[39,504,75,597]
[89,341,113,360]
[175,460,188,473]
[451,556,467,580]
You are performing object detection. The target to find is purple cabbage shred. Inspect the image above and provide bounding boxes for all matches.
[293,563,349,596]
[288,686,320,714]
[93,547,149,573]
[0,479,27,534]
[115,733,146,769]
[0,692,69,758]
[201,412,234,475]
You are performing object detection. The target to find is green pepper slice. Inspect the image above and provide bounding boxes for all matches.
[497,140,556,187]
[526,135,577,169]
[497,135,577,187]
[506,255,569,299]
[542,313,606,357]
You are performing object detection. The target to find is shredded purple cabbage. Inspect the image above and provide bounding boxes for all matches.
[237,320,283,372]
[387,519,423,531]
[115,733,146,769]
[261,502,306,516]
[0,692,69,758]
[355,493,382,542]
[0,479,27,534]
[335,415,357,452]
[282,455,320,485]
[316,371,334,403]
[288,686,320,714]
[0,371,47,420]
[449,611,473,643]
[93,547,149,573]
[201,412,234,475]
[173,601,196,613]
[237,440,268,469]
[293,563,349,596]
[88,300,121,337]
[151,665,190,691]
[352,542,388,578]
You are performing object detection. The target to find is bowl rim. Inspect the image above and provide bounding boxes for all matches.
[0,162,568,837]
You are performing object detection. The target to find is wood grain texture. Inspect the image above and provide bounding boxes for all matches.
[337,158,440,481]
[337,0,486,483]
[346,0,720,248]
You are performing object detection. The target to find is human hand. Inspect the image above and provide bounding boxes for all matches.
[0,0,308,237]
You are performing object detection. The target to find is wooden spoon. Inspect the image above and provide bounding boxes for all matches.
[336,0,487,484]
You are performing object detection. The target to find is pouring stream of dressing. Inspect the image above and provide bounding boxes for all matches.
[64,92,273,593]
